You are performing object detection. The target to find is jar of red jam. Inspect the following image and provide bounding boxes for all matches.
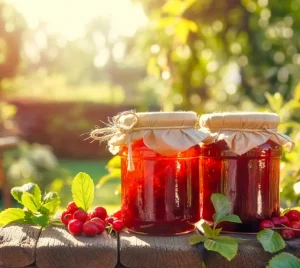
[92,111,208,235]
[199,112,294,232]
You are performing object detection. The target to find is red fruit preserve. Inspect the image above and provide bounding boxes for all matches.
[120,140,201,235]
[200,140,281,232]
[199,112,294,232]
[91,111,208,235]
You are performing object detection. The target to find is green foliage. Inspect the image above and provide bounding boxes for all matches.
[0,183,60,228]
[211,193,242,229]
[257,229,285,253]
[97,156,121,194]
[267,253,300,268]
[4,141,72,206]
[72,172,94,212]
[189,194,241,261]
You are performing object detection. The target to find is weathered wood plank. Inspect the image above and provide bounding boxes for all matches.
[202,233,300,268]
[120,231,204,268]
[36,225,117,268]
[0,224,41,267]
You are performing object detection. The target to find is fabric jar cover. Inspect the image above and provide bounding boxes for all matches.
[199,112,294,155]
[91,110,208,170]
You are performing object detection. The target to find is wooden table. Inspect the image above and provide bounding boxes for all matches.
[0,136,19,208]
[0,223,299,268]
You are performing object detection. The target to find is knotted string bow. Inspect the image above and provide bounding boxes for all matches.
[90,110,196,171]
[90,111,139,171]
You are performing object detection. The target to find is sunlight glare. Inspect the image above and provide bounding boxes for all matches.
[6,0,148,40]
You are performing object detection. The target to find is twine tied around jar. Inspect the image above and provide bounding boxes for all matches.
[90,110,197,171]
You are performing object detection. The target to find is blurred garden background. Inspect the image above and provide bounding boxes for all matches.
[0,0,300,211]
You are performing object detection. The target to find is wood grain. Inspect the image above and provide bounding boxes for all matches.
[36,225,117,268]
[0,224,41,267]
[120,231,204,268]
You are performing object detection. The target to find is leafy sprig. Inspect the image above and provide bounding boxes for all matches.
[0,183,60,227]
[189,193,242,261]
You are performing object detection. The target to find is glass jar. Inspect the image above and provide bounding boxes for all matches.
[200,140,281,232]
[120,140,201,235]
[199,112,294,232]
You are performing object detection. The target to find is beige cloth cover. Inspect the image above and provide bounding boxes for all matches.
[91,111,208,170]
[199,112,294,155]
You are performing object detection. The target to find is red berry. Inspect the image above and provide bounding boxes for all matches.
[91,218,106,234]
[62,213,73,226]
[68,219,83,235]
[112,210,122,220]
[73,209,88,222]
[285,210,300,222]
[90,206,107,220]
[259,220,274,230]
[86,214,92,221]
[112,220,124,232]
[271,216,290,227]
[105,216,117,225]
[290,221,300,237]
[280,229,295,240]
[61,210,70,224]
[67,201,78,214]
[83,221,99,236]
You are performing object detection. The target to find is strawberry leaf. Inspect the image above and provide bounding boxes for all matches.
[189,234,207,245]
[204,236,239,261]
[11,183,41,205]
[0,208,26,227]
[21,192,41,213]
[267,252,300,268]
[257,229,285,253]
[72,172,94,212]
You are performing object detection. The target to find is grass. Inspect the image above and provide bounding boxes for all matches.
[58,158,121,214]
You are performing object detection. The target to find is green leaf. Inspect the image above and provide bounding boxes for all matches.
[0,208,25,227]
[96,169,121,189]
[267,252,300,268]
[43,192,59,204]
[162,0,196,15]
[217,215,242,225]
[21,192,41,212]
[189,234,207,245]
[204,236,239,261]
[265,92,283,113]
[213,228,222,236]
[211,194,231,227]
[11,183,42,205]
[72,172,94,212]
[106,156,121,169]
[31,214,49,228]
[257,229,285,253]
[42,197,60,216]
[202,222,214,238]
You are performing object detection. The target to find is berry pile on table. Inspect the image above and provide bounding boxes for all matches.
[61,201,124,236]
[260,209,300,240]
